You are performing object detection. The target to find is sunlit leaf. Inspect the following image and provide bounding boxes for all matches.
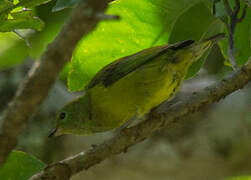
[68,0,202,92]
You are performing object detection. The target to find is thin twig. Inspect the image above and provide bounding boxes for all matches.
[228,18,238,70]
[237,4,248,22]
[233,0,241,15]
[0,0,112,166]
[223,0,233,15]
[30,58,251,180]
[222,0,247,71]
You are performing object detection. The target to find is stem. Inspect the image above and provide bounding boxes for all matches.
[228,18,238,70]
[221,0,247,71]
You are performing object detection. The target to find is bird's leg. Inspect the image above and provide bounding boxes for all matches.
[114,107,141,135]
[114,115,138,136]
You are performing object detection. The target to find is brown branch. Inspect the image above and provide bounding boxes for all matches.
[30,58,251,180]
[0,0,112,166]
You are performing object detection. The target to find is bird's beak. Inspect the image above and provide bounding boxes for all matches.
[48,127,58,138]
[202,33,225,43]
[48,126,63,138]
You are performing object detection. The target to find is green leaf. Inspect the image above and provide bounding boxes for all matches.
[168,2,224,79]
[0,9,69,70]
[0,151,46,180]
[0,32,29,69]
[0,0,13,12]
[68,0,203,92]
[212,0,229,20]
[0,10,44,32]
[0,0,51,14]
[0,0,12,20]
[52,0,80,12]
[0,0,51,32]
[17,0,52,8]
[169,2,218,42]
[186,47,212,79]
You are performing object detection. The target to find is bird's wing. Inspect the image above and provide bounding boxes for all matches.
[86,40,194,89]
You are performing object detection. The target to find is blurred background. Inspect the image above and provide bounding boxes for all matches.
[0,1,251,180]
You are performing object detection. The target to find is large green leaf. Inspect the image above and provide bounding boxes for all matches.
[169,2,216,42]
[0,151,46,180]
[168,2,224,79]
[68,0,203,92]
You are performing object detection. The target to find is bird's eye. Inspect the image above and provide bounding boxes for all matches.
[59,112,66,120]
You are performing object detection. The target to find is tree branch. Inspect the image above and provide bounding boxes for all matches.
[30,58,251,180]
[0,0,111,166]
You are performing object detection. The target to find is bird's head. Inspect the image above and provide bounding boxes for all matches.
[49,95,93,137]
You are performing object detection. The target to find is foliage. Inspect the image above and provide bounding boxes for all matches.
[0,0,250,179]
[0,2,69,70]
[0,0,250,91]
[0,151,45,180]
[0,0,52,32]
[214,0,251,66]
[68,0,250,91]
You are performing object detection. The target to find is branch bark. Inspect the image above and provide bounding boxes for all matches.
[0,0,111,166]
[30,58,251,180]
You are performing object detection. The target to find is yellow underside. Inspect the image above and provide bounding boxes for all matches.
[88,53,191,130]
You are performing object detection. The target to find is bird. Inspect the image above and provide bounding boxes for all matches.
[49,33,224,137]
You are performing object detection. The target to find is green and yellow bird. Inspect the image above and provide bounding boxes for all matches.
[49,34,224,137]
